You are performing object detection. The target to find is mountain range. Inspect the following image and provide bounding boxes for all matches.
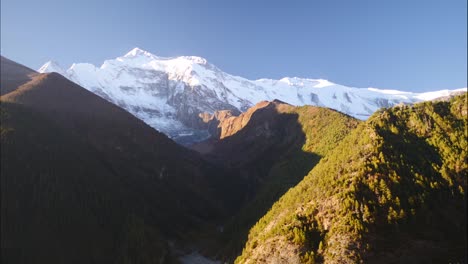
[38,48,465,144]
[1,55,466,264]
[0,56,247,264]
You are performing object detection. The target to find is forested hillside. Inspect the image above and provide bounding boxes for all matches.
[236,93,467,263]
[1,56,466,264]
[0,58,242,264]
[193,100,360,260]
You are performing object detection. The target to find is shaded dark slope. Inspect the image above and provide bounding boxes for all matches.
[0,56,38,95]
[0,60,244,264]
[237,93,467,264]
[1,71,228,223]
[1,102,174,264]
[191,100,360,261]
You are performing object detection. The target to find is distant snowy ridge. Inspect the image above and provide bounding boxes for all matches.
[39,48,466,142]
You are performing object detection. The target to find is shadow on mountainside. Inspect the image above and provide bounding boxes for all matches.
[190,101,323,261]
[0,61,247,264]
[232,94,467,264]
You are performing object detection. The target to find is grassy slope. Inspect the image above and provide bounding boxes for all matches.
[0,56,38,95]
[236,94,467,263]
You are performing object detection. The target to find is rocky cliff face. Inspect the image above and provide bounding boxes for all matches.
[199,101,281,140]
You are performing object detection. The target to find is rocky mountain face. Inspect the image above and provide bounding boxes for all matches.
[38,48,465,144]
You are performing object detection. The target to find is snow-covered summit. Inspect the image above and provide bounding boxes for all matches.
[38,48,466,143]
[117,48,208,68]
[124,47,154,58]
[38,61,66,76]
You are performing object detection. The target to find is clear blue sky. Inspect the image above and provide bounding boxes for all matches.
[1,0,466,92]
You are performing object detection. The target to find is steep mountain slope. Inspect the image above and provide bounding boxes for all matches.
[0,58,244,264]
[38,48,465,143]
[236,93,467,263]
[1,56,38,95]
[190,100,360,261]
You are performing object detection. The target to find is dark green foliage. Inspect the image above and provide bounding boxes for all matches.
[237,93,467,263]
[0,102,177,264]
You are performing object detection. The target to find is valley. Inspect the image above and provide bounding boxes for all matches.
[2,0,466,262]
[1,56,466,264]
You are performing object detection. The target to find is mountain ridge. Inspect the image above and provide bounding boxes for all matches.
[190,100,361,261]
[1,56,39,95]
[2,55,466,263]
[37,48,466,143]
[0,57,246,264]
[235,93,467,263]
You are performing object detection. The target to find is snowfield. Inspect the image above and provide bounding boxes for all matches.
[39,48,466,143]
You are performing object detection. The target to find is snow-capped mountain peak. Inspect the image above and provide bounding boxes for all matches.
[121,48,208,66]
[38,48,465,143]
[124,47,155,58]
[38,60,65,75]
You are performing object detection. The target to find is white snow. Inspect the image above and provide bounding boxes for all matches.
[414,88,467,101]
[38,48,466,137]
[38,61,66,76]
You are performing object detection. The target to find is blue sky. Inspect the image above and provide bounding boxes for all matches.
[1,0,466,92]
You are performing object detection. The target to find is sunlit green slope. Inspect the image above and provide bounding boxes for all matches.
[237,94,467,264]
